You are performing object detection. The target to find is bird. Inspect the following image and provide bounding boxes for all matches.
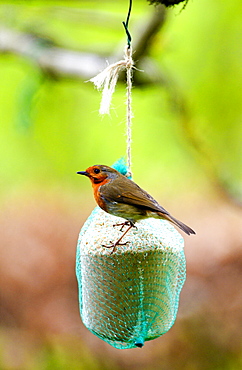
[77,165,195,253]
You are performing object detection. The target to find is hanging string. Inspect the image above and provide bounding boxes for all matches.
[125,46,133,177]
[89,0,134,176]
[123,0,133,177]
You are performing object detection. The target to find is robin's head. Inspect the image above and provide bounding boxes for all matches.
[77,165,119,184]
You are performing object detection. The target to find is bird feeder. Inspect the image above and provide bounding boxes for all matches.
[76,202,186,349]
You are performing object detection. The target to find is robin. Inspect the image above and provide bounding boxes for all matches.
[77,165,195,253]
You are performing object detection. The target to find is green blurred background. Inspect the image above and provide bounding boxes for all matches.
[0,0,242,369]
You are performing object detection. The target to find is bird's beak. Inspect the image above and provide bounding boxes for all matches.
[77,171,89,176]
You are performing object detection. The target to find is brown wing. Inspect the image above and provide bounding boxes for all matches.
[100,176,170,216]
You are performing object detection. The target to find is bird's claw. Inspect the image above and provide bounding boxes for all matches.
[113,221,135,232]
[103,221,135,254]
[102,241,129,254]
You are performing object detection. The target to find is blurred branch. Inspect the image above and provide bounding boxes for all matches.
[0,27,107,79]
[173,92,242,210]
[0,5,166,84]
[131,4,166,61]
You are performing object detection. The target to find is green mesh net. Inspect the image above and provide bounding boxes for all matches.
[76,160,186,349]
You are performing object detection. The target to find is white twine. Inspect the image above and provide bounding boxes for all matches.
[90,46,134,176]
[125,47,133,177]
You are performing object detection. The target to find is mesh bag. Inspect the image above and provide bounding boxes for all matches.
[76,207,186,349]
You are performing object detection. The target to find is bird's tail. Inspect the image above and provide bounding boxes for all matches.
[158,212,196,236]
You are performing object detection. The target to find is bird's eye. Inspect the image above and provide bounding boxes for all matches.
[93,168,100,174]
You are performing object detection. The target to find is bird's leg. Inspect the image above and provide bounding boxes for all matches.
[113,220,132,232]
[103,221,135,254]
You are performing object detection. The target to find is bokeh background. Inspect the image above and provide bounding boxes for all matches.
[0,0,242,369]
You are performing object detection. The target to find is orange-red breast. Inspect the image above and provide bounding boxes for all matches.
[77,165,195,252]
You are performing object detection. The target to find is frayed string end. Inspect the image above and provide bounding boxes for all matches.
[89,46,134,115]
